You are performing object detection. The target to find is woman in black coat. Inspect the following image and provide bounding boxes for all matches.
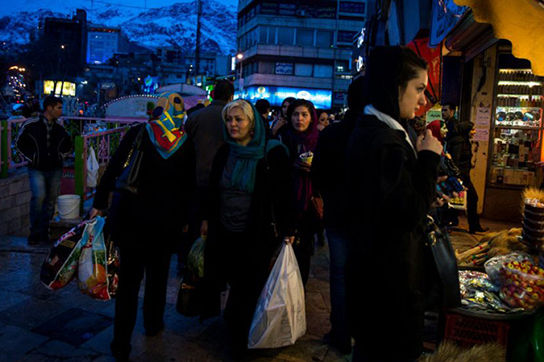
[200,99,295,357]
[345,47,443,361]
[90,92,195,361]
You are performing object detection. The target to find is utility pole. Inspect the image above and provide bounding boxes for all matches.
[195,0,202,84]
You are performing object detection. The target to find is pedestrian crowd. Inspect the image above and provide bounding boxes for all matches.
[17,45,484,361]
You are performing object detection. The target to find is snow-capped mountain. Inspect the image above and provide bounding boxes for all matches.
[0,0,238,55]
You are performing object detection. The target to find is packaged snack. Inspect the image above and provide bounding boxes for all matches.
[499,259,544,310]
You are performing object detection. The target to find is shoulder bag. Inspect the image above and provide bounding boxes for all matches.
[115,126,145,194]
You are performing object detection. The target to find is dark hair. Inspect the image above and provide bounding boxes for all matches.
[347,74,368,114]
[398,48,428,92]
[286,99,317,126]
[442,103,457,111]
[213,80,234,101]
[316,109,328,119]
[280,97,296,116]
[255,99,271,115]
[43,95,63,111]
[367,46,427,120]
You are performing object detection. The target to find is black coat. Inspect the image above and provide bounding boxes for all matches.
[311,113,357,229]
[446,117,473,175]
[93,124,196,248]
[200,143,295,315]
[346,114,440,359]
[16,115,72,171]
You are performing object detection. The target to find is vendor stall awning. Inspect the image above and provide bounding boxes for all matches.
[454,0,544,76]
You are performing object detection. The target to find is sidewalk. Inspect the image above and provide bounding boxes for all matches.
[0,234,347,362]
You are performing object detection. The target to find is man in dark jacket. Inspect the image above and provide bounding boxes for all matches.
[443,104,487,233]
[184,80,234,248]
[185,80,234,191]
[311,75,366,354]
[16,96,72,244]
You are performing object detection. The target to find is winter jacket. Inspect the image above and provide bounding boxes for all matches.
[200,142,295,316]
[311,111,357,229]
[16,115,72,171]
[93,124,196,248]
[346,114,440,359]
[184,100,227,189]
[445,117,473,175]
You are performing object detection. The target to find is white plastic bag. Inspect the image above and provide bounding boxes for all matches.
[248,243,306,349]
[87,146,99,188]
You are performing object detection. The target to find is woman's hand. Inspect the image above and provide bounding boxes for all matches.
[417,129,443,155]
[293,159,311,172]
[88,208,103,219]
[283,236,295,245]
[200,220,208,237]
[272,118,287,136]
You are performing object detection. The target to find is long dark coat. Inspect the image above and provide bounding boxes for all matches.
[346,114,440,360]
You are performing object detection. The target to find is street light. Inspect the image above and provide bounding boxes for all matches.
[236,52,244,92]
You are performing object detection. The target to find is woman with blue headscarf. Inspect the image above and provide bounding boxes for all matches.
[200,99,295,358]
[90,92,196,361]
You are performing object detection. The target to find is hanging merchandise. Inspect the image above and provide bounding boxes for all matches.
[87,146,99,188]
[248,243,306,349]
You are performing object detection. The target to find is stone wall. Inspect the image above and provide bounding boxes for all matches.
[0,169,31,237]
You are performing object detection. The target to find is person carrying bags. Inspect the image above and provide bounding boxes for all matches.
[89,92,196,362]
[199,99,295,358]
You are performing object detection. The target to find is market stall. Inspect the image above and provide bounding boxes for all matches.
[447,188,544,360]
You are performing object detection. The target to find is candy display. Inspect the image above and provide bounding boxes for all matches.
[484,252,531,285]
[458,270,515,313]
[522,188,544,251]
[499,259,544,310]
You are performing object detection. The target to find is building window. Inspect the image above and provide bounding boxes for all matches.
[296,28,314,46]
[259,61,275,74]
[314,64,333,78]
[278,3,296,16]
[261,2,278,14]
[337,30,358,43]
[335,60,349,73]
[278,27,294,45]
[339,1,365,14]
[275,62,294,75]
[316,30,332,48]
[295,63,313,76]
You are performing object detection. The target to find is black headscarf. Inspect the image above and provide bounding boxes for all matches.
[366,46,404,120]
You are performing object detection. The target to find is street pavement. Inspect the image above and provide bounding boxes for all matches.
[0,233,348,362]
[0,216,516,362]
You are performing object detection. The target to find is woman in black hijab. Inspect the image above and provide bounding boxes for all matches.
[345,47,443,361]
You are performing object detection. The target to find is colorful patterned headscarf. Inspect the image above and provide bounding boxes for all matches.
[146,92,187,159]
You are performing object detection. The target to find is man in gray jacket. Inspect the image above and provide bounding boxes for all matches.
[185,80,234,190]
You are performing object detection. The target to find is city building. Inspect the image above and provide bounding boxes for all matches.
[87,24,130,64]
[42,9,88,78]
[236,0,373,110]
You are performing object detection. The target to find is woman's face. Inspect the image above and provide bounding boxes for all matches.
[291,105,312,132]
[318,112,329,127]
[225,106,252,145]
[398,69,428,119]
[281,101,290,118]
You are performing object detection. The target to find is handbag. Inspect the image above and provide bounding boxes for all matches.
[176,269,201,317]
[424,215,461,308]
[115,126,145,194]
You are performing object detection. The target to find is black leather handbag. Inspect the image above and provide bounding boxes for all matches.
[115,126,145,194]
[424,215,461,308]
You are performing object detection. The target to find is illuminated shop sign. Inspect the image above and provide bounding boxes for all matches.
[236,86,332,109]
[43,80,76,96]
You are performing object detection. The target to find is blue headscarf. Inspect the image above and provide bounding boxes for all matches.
[222,100,286,192]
